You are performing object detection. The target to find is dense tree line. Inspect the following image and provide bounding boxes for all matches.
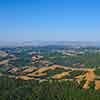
[0,77,100,100]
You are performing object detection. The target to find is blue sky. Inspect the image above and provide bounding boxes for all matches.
[0,0,100,42]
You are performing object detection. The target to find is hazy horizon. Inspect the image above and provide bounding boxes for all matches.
[0,0,100,42]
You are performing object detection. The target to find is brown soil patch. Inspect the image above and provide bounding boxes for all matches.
[27,73,47,77]
[16,76,35,80]
[0,60,9,65]
[83,70,95,89]
[83,81,90,89]
[23,67,37,73]
[52,72,70,79]
[85,70,95,81]
[33,66,57,74]
[95,80,100,90]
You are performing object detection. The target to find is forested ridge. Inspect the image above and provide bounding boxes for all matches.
[0,77,100,100]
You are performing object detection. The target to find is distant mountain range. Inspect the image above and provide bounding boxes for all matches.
[0,41,100,47]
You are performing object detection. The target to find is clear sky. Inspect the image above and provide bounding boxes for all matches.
[0,0,100,42]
